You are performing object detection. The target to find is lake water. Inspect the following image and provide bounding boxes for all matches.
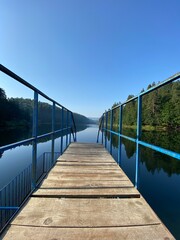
[0,124,180,238]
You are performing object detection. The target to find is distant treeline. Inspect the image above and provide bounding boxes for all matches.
[109,81,180,130]
[0,88,94,128]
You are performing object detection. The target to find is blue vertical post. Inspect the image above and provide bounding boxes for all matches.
[72,112,77,142]
[118,105,123,165]
[110,109,113,155]
[105,111,108,148]
[101,114,104,144]
[135,96,142,188]
[69,112,72,144]
[60,107,64,154]
[51,102,55,165]
[32,91,38,189]
[71,112,76,142]
[66,110,69,148]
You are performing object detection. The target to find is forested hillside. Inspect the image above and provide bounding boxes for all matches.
[0,88,94,128]
[110,81,180,129]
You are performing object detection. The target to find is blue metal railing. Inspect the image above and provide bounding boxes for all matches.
[97,72,180,188]
[0,64,77,233]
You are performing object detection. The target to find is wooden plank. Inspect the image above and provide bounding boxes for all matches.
[2,225,174,240]
[51,166,121,171]
[58,156,115,162]
[40,179,133,188]
[63,152,110,155]
[57,159,116,163]
[49,169,123,175]
[45,173,130,181]
[59,152,113,155]
[61,149,109,152]
[58,155,114,159]
[11,197,161,227]
[57,162,118,166]
[67,143,103,147]
[32,187,140,198]
[50,167,122,172]
[64,152,109,155]
[66,145,105,149]
[52,165,121,170]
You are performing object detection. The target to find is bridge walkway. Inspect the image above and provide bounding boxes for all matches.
[2,143,174,239]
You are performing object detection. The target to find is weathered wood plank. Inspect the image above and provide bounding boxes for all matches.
[50,169,123,175]
[66,145,107,148]
[32,187,140,198]
[55,163,119,167]
[44,175,128,181]
[67,143,103,147]
[57,162,118,166]
[2,225,174,240]
[58,153,114,158]
[45,172,130,181]
[57,159,116,164]
[11,197,161,227]
[49,169,123,175]
[52,165,121,170]
[52,163,122,172]
[40,179,133,188]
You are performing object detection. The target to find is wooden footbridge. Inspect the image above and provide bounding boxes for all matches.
[2,143,174,239]
[1,65,178,239]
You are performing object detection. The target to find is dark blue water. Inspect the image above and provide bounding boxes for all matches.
[103,132,180,239]
[0,124,179,238]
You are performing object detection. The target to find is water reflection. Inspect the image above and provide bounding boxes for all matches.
[0,124,92,189]
[103,129,180,175]
[0,126,31,147]
[0,124,90,159]
[102,128,180,239]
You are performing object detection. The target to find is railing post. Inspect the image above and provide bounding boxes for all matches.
[32,91,38,189]
[118,105,123,165]
[60,107,64,154]
[135,96,142,188]
[101,114,104,144]
[105,111,108,148]
[97,115,103,143]
[110,109,113,155]
[66,110,69,147]
[71,112,77,142]
[51,102,55,165]
[69,112,72,144]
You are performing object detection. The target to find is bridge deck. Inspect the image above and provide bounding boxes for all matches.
[2,143,174,239]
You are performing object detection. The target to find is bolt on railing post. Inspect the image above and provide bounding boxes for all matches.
[60,107,64,154]
[105,111,108,148]
[51,102,55,165]
[110,109,113,155]
[135,96,142,189]
[32,91,38,190]
[118,105,123,165]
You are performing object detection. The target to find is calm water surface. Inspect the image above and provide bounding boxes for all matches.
[0,124,179,238]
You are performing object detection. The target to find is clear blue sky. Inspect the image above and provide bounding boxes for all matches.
[0,0,180,117]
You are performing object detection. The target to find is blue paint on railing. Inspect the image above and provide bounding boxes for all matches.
[0,207,19,210]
